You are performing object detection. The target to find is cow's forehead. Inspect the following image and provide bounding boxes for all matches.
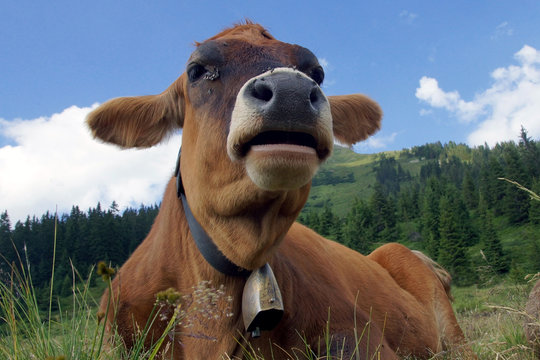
[201,23,276,43]
[188,24,319,67]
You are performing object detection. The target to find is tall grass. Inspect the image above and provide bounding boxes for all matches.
[2,246,539,359]
[0,214,538,359]
[0,219,177,359]
[0,243,115,359]
[453,282,537,359]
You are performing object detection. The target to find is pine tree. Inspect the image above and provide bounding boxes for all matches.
[0,211,14,268]
[421,177,441,258]
[318,202,336,238]
[441,155,465,188]
[369,183,387,237]
[484,156,506,216]
[380,195,399,243]
[397,185,421,222]
[518,126,540,179]
[529,179,540,225]
[121,208,140,255]
[374,154,400,195]
[304,210,321,234]
[502,145,530,224]
[437,186,476,286]
[66,206,89,273]
[462,169,478,210]
[480,211,509,274]
[343,199,374,254]
[369,183,397,242]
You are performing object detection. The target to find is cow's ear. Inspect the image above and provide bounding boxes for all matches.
[87,78,184,148]
[328,94,382,145]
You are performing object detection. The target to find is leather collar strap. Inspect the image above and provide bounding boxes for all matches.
[175,148,252,278]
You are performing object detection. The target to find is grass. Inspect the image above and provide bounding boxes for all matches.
[0,204,538,359]
[0,233,186,359]
[452,281,537,359]
[1,255,538,359]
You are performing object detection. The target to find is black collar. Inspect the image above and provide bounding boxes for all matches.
[175,148,252,278]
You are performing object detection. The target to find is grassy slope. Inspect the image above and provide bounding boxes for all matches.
[306,146,425,217]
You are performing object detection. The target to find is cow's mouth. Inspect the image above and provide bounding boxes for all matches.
[236,131,328,160]
[227,68,334,190]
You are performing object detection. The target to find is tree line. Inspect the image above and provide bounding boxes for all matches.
[1,128,539,292]
[299,128,540,286]
[0,203,158,297]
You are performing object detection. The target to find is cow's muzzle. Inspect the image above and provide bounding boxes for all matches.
[227,68,334,191]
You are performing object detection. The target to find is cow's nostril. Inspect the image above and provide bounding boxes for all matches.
[251,80,273,102]
[309,87,320,105]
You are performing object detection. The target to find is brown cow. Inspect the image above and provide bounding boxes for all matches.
[87,23,473,359]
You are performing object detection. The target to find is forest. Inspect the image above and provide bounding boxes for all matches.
[1,128,539,297]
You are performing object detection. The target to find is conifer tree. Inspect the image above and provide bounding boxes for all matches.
[397,188,413,222]
[66,206,86,270]
[437,186,476,286]
[421,177,441,258]
[502,146,530,224]
[369,183,397,242]
[485,156,506,216]
[0,211,13,269]
[529,179,540,225]
[343,199,374,254]
[319,202,336,238]
[518,126,540,179]
[441,155,465,188]
[462,169,478,210]
[480,211,509,274]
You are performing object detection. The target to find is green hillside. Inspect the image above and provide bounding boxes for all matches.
[306,145,432,216]
[301,135,540,286]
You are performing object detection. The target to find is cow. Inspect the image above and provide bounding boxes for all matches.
[87,22,474,359]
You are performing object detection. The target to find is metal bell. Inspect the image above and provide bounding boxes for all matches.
[242,263,284,338]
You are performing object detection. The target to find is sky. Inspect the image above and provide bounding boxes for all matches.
[1,0,540,222]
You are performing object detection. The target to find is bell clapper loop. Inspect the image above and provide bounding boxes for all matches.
[251,327,261,338]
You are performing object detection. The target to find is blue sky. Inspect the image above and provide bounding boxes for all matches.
[1,1,540,221]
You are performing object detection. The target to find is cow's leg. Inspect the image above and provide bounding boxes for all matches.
[368,243,475,357]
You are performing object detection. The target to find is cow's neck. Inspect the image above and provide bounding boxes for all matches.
[177,183,251,277]
[175,150,308,271]
[195,185,308,271]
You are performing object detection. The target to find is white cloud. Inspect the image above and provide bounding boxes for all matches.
[318,57,337,89]
[319,58,330,69]
[0,106,181,223]
[353,132,398,153]
[399,10,418,24]
[416,45,540,146]
[415,77,484,122]
[492,21,514,40]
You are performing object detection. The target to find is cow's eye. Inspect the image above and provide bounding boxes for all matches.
[310,66,325,86]
[187,63,207,82]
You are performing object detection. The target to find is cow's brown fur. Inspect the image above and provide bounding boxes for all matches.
[87,23,473,359]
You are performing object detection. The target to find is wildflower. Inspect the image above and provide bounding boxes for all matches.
[96,261,115,281]
[153,281,234,343]
[97,311,105,323]
[156,287,183,305]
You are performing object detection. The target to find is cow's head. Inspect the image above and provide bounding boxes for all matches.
[87,23,381,269]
